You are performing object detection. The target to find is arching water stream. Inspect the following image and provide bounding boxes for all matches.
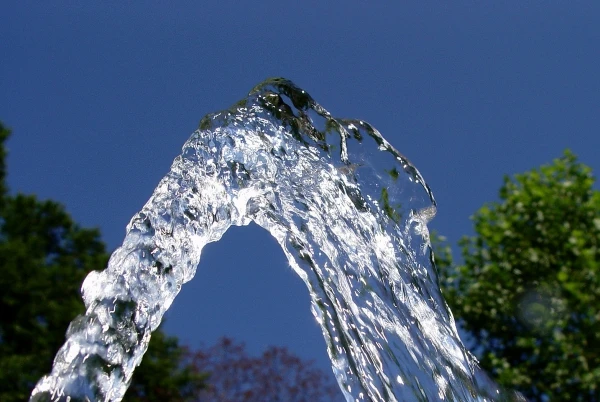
[30,78,522,401]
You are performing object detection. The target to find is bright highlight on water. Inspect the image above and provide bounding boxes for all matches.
[30,78,523,401]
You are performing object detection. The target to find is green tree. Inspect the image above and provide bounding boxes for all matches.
[0,122,205,401]
[435,150,600,401]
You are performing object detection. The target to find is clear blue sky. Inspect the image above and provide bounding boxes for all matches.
[2,1,599,383]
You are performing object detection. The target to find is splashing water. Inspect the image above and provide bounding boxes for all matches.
[30,78,522,401]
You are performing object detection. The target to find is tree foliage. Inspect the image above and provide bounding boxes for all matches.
[436,150,600,400]
[0,122,205,401]
[192,337,344,402]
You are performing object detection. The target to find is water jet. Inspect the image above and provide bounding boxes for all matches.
[31,78,521,401]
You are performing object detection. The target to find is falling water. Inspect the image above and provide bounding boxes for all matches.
[30,78,522,401]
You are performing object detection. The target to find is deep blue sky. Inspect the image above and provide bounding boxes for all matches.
[2,1,599,383]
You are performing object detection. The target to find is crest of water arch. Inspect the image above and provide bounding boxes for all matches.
[30,78,523,401]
